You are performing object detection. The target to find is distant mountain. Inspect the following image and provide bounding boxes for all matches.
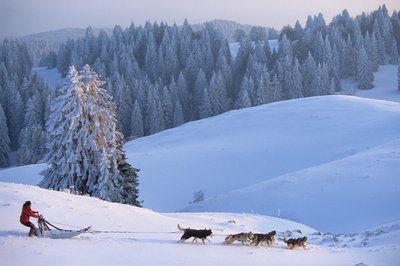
[17,28,112,65]
[19,27,112,42]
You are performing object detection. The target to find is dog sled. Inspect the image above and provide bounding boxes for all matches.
[37,218,91,239]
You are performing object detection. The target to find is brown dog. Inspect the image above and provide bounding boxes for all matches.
[251,230,276,246]
[224,232,254,245]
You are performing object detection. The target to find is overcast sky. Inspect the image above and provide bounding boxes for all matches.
[1,0,399,38]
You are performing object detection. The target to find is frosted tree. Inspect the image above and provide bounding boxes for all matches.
[269,74,283,102]
[145,33,158,82]
[193,69,208,119]
[303,52,317,97]
[130,100,144,139]
[5,88,24,149]
[117,79,133,137]
[258,66,272,104]
[233,37,253,90]
[254,40,267,64]
[0,104,10,167]
[40,65,140,205]
[17,124,45,165]
[356,46,374,89]
[176,73,189,121]
[161,85,173,129]
[235,77,252,109]
[289,58,303,99]
[145,85,165,135]
[199,86,212,119]
[208,71,227,115]
[16,94,46,165]
[173,100,185,127]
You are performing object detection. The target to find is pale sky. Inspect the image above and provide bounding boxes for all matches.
[0,0,399,38]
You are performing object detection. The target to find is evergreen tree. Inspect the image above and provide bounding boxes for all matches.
[161,85,173,129]
[193,69,208,119]
[16,124,45,165]
[235,77,252,109]
[356,47,374,89]
[117,79,133,137]
[114,131,141,206]
[173,100,185,127]
[40,65,140,205]
[0,104,10,167]
[145,85,165,135]
[131,100,144,139]
[199,86,212,119]
[268,74,283,102]
[303,52,317,97]
[176,73,189,121]
[289,58,303,99]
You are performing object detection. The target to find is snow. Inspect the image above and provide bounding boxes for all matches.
[0,65,399,265]
[1,182,399,266]
[32,67,64,89]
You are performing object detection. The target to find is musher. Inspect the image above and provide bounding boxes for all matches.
[20,201,43,237]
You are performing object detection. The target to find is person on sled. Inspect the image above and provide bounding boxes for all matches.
[20,201,43,237]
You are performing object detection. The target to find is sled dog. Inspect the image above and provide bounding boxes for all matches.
[283,236,308,249]
[251,230,276,246]
[177,224,213,244]
[224,232,254,245]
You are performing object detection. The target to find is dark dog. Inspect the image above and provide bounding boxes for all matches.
[283,236,308,249]
[177,224,213,244]
[252,230,276,246]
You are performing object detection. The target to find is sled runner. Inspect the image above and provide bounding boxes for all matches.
[37,218,91,239]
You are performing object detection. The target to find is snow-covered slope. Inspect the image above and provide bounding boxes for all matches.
[127,95,400,231]
[1,182,399,266]
[182,137,400,233]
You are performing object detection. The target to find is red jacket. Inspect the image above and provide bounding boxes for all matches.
[20,205,40,224]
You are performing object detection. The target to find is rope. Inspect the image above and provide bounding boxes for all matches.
[41,218,225,236]
[43,219,75,232]
[88,229,181,234]
[45,220,84,230]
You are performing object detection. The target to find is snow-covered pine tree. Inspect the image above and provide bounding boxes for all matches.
[173,100,185,127]
[0,103,10,167]
[303,52,317,97]
[356,46,374,90]
[269,74,283,103]
[234,76,252,109]
[40,65,140,206]
[114,131,141,206]
[17,124,45,165]
[131,100,144,139]
[199,86,212,119]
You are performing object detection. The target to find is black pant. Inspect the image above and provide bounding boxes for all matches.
[21,221,37,236]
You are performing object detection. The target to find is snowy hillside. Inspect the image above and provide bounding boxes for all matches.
[1,181,399,266]
[128,94,400,233]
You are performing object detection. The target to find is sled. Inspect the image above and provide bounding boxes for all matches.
[37,218,91,239]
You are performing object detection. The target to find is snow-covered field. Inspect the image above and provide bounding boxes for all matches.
[1,182,399,266]
[1,65,399,265]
